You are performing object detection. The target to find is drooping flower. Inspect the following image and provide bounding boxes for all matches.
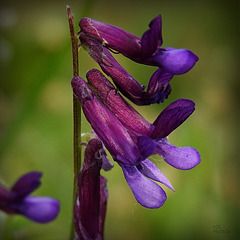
[74,138,108,240]
[87,69,201,170]
[0,171,60,223]
[72,76,172,208]
[79,32,173,105]
[79,15,199,75]
[85,69,200,207]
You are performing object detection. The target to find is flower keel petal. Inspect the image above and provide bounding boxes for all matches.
[140,159,174,191]
[120,164,167,208]
[17,196,60,223]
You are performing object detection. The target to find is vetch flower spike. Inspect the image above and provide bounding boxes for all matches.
[0,172,60,223]
[74,138,108,240]
[79,32,174,105]
[79,16,199,75]
[87,69,201,170]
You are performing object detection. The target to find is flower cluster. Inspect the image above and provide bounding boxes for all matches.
[72,15,201,209]
[0,171,60,223]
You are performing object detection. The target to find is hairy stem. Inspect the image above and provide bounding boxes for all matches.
[67,5,81,240]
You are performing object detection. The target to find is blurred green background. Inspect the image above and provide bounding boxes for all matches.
[0,0,239,239]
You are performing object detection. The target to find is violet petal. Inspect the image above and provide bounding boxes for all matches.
[10,171,42,200]
[120,163,167,208]
[151,99,195,139]
[155,139,201,170]
[154,48,199,75]
[17,196,60,223]
[140,159,174,191]
[141,15,163,57]
[146,68,173,103]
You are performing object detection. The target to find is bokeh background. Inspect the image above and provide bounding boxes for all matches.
[0,0,239,239]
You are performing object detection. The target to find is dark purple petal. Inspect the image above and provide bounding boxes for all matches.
[75,138,103,239]
[79,17,142,58]
[72,76,142,165]
[99,176,108,239]
[137,136,155,160]
[72,76,94,105]
[153,48,199,75]
[155,139,201,170]
[120,163,167,208]
[151,99,195,139]
[146,68,173,103]
[10,171,42,200]
[141,15,163,57]
[16,196,60,223]
[140,159,174,191]
[87,69,154,135]
[101,150,114,171]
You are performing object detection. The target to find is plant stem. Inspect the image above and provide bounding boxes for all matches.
[67,5,81,240]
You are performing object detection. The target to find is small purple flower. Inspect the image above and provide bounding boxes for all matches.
[86,69,201,207]
[87,69,200,170]
[0,172,60,223]
[74,138,108,240]
[79,32,173,105]
[79,16,199,75]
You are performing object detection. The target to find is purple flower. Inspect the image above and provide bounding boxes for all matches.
[79,16,199,75]
[71,76,155,166]
[0,172,60,223]
[79,32,173,105]
[72,76,175,208]
[74,138,108,240]
[86,69,201,207]
[87,69,200,170]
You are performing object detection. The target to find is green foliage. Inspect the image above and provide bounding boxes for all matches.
[0,0,238,239]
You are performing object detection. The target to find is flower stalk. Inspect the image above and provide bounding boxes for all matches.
[67,6,81,240]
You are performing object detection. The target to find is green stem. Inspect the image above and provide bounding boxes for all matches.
[67,6,81,240]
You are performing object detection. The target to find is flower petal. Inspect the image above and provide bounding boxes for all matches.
[79,17,142,58]
[154,48,199,75]
[140,159,174,191]
[10,172,42,200]
[137,136,155,160]
[141,15,163,57]
[120,163,167,208]
[76,139,103,239]
[99,176,108,239]
[17,196,60,223]
[146,68,173,103]
[155,139,201,170]
[87,69,154,135]
[151,99,195,138]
